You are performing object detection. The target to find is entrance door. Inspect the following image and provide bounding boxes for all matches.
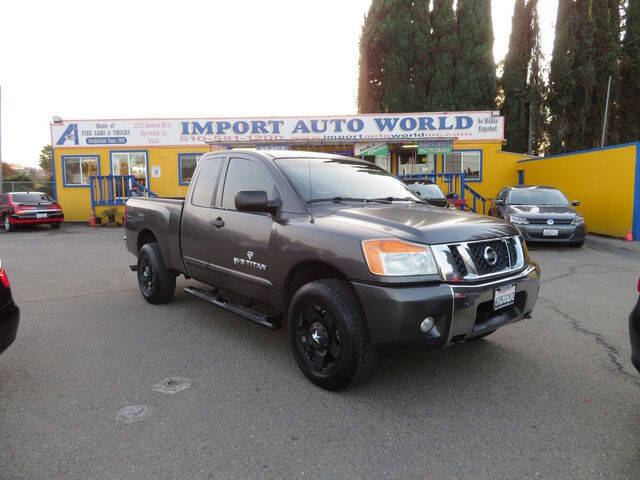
[112,151,148,186]
[208,156,280,302]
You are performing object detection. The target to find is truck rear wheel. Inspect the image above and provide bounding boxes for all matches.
[288,279,377,391]
[137,242,176,304]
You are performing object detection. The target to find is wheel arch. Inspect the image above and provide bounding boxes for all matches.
[136,228,158,254]
[282,260,349,310]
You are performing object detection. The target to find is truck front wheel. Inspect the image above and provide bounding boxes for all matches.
[288,279,377,391]
[137,242,176,304]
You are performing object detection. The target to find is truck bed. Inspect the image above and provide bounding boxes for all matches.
[125,196,186,273]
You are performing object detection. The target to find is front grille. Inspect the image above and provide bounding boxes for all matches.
[433,236,524,282]
[528,218,573,225]
[468,240,511,275]
[448,246,468,277]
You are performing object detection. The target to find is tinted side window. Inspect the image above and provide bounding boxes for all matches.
[191,157,223,207]
[221,158,279,210]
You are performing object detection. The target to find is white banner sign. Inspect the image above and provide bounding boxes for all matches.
[51,112,504,148]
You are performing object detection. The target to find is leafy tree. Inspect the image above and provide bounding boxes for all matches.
[502,0,531,153]
[39,145,52,174]
[2,162,16,178]
[4,173,35,192]
[357,0,419,113]
[425,0,458,110]
[454,0,497,110]
[619,0,640,142]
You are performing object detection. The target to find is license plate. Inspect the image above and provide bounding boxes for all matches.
[36,213,47,219]
[542,228,558,237]
[494,285,516,310]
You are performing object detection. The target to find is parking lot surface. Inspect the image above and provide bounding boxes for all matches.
[1,224,639,479]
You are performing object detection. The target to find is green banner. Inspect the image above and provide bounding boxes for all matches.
[355,142,388,156]
[417,140,453,155]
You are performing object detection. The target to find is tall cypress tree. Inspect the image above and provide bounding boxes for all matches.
[619,0,640,142]
[454,0,498,110]
[548,0,580,153]
[526,0,546,154]
[424,0,458,111]
[412,0,432,109]
[502,0,531,152]
[357,0,419,113]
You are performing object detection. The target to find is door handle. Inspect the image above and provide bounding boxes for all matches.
[211,217,225,228]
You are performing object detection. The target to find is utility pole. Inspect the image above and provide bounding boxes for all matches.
[528,97,534,156]
[601,76,612,148]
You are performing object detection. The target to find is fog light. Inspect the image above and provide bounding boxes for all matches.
[420,316,435,333]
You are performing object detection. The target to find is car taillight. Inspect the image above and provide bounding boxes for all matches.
[0,267,9,288]
[637,275,640,293]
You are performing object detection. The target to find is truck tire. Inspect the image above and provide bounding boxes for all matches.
[288,279,377,391]
[137,242,176,304]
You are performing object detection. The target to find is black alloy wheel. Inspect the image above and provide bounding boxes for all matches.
[287,279,377,391]
[295,303,342,374]
[137,242,176,304]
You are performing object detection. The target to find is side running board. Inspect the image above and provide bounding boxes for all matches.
[184,286,281,330]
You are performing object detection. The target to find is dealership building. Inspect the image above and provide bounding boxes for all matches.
[49,111,640,240]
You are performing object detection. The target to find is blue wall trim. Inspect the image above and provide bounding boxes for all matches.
[517,141,640,163]
[61,154,101,188]
[51,147,57,200]
[633,142,640,242]
[178,153,202,186]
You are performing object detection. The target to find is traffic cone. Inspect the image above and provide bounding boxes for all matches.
[89,209,96,227]
[625,229,634,242]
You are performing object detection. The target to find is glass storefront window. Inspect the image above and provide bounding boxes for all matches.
[179,154,201,184]
[443,151,481,180]
[63,156,98,186]
[112,152,148,184]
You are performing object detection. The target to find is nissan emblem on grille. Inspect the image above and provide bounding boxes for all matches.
[483,246,498,265]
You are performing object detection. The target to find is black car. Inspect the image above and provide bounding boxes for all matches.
[402,179,454,208]
[630,275,640,372]
[0,260,19,354]
[488,185,586,246]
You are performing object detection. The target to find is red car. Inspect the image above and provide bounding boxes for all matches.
[0,191,64,232]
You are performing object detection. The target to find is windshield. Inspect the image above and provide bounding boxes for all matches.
[11,193,54,204]
[407,183,446,200]
[275,157,420,202]
[508,188,568,206]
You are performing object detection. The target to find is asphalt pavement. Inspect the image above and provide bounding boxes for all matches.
[1,224,639,479]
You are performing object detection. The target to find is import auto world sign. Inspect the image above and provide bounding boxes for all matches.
[51,111,504,147]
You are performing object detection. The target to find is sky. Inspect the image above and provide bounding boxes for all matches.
[0,0,557,168]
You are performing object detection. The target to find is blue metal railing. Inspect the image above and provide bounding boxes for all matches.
[89,175,157,209]
[398,171,488,214]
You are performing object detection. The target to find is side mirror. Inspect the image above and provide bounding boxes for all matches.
[494,199,504,206]
[235,190,278,215]
[572,200,580,207]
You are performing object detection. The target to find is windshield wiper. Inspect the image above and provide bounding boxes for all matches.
[369,196,430,204]
[307,197,392,204]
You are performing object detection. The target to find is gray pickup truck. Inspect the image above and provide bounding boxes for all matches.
[124,150,540,390]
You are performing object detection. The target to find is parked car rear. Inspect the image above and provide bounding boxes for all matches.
[0,192,64,232]
[629,275,640,372]
[0,260,20,354]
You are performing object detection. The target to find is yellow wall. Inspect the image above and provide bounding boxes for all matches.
[518,144,638,238]
[53,146,209,221]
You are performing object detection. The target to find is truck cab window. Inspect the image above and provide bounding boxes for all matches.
[221,158,279,210]
[191,157,223,207]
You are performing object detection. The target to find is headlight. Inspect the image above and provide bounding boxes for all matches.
[571,216,584,226]
[509,215,529,225]
[362,239,438,276]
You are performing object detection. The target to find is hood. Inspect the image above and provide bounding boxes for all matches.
[507,205,577,219]
[319,204,517,244]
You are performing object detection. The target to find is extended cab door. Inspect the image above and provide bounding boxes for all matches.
[208,155,281,300]
[180,155,224,282]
